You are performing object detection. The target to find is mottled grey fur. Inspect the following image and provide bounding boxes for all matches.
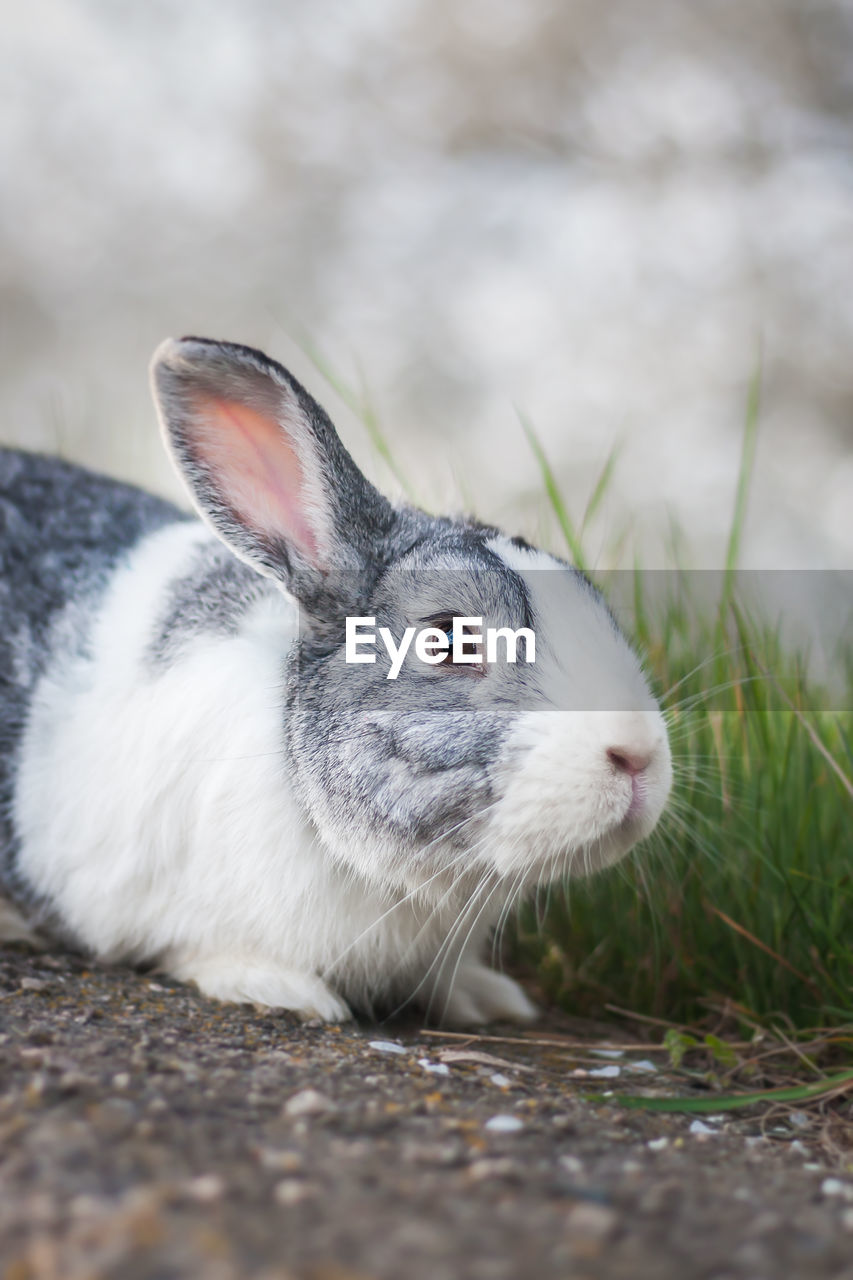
[285,539,542,865]
[147,541,269,665]
[0,448,184,899]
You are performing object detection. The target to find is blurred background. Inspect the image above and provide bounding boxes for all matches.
[2,0,852,570]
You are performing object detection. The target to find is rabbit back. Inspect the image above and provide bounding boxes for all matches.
[0,448,185,905]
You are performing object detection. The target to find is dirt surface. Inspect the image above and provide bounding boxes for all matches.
[1,947,852,1280]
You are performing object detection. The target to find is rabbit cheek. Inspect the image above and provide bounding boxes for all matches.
[486,708,672,881]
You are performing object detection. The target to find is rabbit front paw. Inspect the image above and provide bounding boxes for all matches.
[169,956,352,1021]
[431,964,538,1027]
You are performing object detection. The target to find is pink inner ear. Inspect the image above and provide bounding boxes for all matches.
[189,396,319,561]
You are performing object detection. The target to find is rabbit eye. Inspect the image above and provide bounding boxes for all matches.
[434,617,456,652]
[425,616,453,661]
[424,616,483,671]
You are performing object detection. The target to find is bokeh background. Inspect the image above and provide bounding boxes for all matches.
[3,0,853,570]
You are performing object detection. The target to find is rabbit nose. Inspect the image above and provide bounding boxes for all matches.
[607,746,654,777]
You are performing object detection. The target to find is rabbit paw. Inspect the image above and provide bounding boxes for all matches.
[432,964,538,1027]
[170,956,352,1021]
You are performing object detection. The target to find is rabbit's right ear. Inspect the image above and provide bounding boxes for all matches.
[150,337,396,611]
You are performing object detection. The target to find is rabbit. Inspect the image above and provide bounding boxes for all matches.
[0,337,672,1025]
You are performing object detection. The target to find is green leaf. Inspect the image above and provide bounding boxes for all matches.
[664,1029,699,1070]
[603,1070,853,1114]
[703,1034,739,1069]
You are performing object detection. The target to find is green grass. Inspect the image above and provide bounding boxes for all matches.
[515,365,853,1038]
[513,587,852,1035]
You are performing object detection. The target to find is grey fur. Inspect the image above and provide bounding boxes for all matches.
[147,540,270,666]
[284,538,543,863]
[0,448,184,901]
[152,337,398,624]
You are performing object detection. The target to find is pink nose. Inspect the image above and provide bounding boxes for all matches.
[607,747,653,776]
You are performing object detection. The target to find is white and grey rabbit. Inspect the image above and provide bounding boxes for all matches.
[0,338,672,1024]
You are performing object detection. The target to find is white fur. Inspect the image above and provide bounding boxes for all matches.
[435,962,538,1026]
[485,537,672,880]
[14,520,529,1023]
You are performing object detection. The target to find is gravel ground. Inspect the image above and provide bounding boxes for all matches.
[1,946,852,1280]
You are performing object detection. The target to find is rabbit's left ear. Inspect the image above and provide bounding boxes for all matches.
[150,337,396,606]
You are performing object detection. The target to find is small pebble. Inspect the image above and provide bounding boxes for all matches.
[788,1111,810,1129]
[485,1114,524,1134]
[417,1058,450,1076]
[58,1070,93,1092]
[401,1141,462,1167]
[627,1060,658,1074]
[368,1040,406,1055]
[490,1073,512,1088]
[283,1089,336,1118]
[19,1047,47,1063]
[183,1174,225,1203]
[69,1194,107,1220]
[558,1153,583,1174]
[565,1202,617,1241]
[688,1120,717,1136]
[821,1178,853,1201]
[257,1147,304,1173]
[274,1179,315,1206]
[647,1137,669,1152]
[112,1072,131,1090]
[588,1065,621,1079]
[842,1208,853,1232]
[467,1158,518,1181]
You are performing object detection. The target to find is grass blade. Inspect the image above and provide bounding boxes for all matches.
[581,442,621,536]
[292,332,415,498]
[602,1070,853,1113]
[719,348,762,626]
[706,905,821,994]
[517,408,585,568]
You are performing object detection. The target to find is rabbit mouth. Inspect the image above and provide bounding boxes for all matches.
[623,771,649,822]
[481,754,671,885]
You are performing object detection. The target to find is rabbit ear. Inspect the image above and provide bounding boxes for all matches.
[150,337,395,600]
